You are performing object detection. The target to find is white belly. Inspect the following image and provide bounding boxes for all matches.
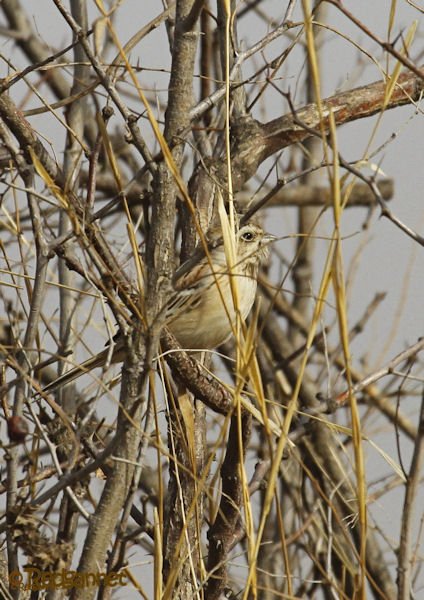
[168,271,257,351]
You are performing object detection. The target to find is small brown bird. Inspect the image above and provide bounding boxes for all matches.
[44,222,275,392]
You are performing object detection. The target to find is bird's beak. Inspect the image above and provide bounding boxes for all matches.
[263,233,277,244]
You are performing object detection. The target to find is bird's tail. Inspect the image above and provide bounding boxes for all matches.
[42,345,121,394]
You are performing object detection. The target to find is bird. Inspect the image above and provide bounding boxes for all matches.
[43,222,275,393]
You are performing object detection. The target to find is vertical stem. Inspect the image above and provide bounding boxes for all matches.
[397,394,424,599]
[54,5,90,587]
[149,1,203,597]
[8,174,50,597]
[58,0,89,402]
[290,1,327,337]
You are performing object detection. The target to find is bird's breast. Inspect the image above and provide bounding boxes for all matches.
[168,271,257,350]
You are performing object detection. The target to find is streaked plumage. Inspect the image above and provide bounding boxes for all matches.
[167,223,274,349]
[43,223,275,392]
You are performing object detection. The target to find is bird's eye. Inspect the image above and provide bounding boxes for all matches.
[240,230,255,242]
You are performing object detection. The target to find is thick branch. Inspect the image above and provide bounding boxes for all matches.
[206,412,252,599]
[228,68,424,189]
[161,330,234,415]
